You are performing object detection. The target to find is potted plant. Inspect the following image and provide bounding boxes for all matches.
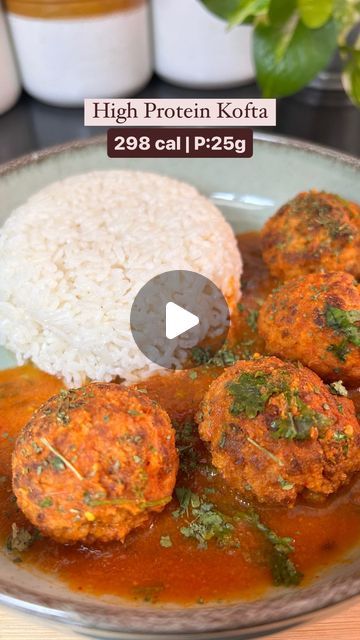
[200,0,360,105]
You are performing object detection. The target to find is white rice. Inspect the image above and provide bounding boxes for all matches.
[0,170,242,386]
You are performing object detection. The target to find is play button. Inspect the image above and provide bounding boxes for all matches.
[130,270,230,370]
[166,303,199,340]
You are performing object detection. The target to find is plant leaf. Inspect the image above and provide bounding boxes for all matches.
[200,0,250,21]
[333,0,360,45]
[228,0,270,26]
[269,0,296,24]
[298,0,334,28]
[254,16,337,97]
[200,0,269,24]
[342,42,360,106]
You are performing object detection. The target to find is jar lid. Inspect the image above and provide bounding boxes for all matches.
[5,0,145,19]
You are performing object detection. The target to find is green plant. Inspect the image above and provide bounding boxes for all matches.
[200,0,360,105]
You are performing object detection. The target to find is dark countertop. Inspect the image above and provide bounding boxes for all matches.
[1,74,360,164]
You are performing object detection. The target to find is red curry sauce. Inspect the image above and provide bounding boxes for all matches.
[1,232,360,605]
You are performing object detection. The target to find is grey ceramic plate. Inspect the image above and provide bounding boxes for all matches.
[0,134,359,640]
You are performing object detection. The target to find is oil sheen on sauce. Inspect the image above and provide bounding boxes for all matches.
[0,232,360,606]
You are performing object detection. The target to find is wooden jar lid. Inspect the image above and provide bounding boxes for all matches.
[5,0,145,19]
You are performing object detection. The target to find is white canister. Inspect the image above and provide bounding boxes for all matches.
[0,6,21,115]
[5,0,152,107]
[152,0,255,89]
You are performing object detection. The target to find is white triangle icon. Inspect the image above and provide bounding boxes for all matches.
[165,302,199,340]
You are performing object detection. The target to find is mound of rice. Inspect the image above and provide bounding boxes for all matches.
[0,170,242,386]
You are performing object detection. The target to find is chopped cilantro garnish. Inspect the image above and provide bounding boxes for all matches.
[235,510,302,587]
[188,370,198,380]
[329,380,348,397]
[31,442,43,454]
[180,505,234,549]
[160,535,172,548]
[325,306,360,361]
[228,371,272,418]
[6,524,40,553]
[191,347,212,365]
[271,550,303,587]
[175,421,200,475]
[174,489,234,549]
[228,370,330,441]
[191,346,238,367]
[50,456,66,471]
[55,389,83,425]
[173,487,200,518]
[333,431,349,442]
[278,476,294,491]
[210,349,239,367]
[270,396,330,441]
[246,309,259,332]
[328,340,350,362]
[39,497,53,508]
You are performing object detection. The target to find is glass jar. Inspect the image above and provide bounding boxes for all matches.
[151,0,255,89]
[0,6,21,115]
[4,0,152,106]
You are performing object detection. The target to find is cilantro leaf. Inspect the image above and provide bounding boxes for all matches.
[326,306,360,348]
[270,395,331,441]
[271,549,303,586]
[229,372,330,441]
[191,346,239,367]
[7,523,40,553]
[327,340,351,362]
[174,489,234,549]
[246,309,259,332]
[236,510,302,586]
[228,371,273,418]
[329,380,348,397]
[160,535,172,548]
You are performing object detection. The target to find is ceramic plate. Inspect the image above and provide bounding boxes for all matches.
[0,134,359,639]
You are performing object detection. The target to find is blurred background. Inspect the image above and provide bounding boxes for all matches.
[0,0,360,164]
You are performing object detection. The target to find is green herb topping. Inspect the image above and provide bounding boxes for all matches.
[228,371,330,441]
[326,306,360,361]
[39,497,53,508]
[278,476,295,491]
[235,511,302,587]
[175,420,200,475]
[328,340,350,363]
[173,488,235,550]
[160,535,173,548]
[332,431,349,442]
[128,409,143,417]
[191,346,239,367]
[55,389,84,425]
[329,380,348,397]
[228,371,273,419]
[6,523,40,553]
[246,309,259,332]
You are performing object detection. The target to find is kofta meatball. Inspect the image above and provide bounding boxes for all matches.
[258,272,360,387]
[196,357,360,506]
[261,191,360,280]
[12,383,178,543]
